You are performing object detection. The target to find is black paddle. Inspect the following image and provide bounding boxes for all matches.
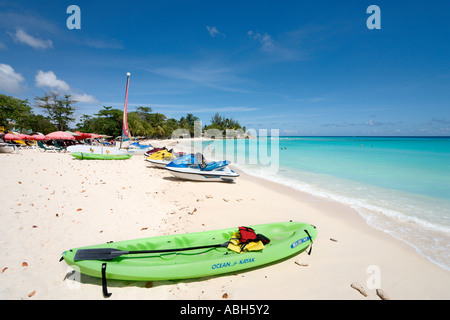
[73,241,230,261]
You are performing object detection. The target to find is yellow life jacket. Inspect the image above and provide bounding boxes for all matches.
[227,232,266,253]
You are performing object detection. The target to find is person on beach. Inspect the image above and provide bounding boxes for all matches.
[0,129,9,143]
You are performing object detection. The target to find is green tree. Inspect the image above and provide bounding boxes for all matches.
[75,114,95,133]
[93,106,123,137]
[147,113,167,138]
[209,113,224,129]
[136,106,153,121]
[27,114,56,134]
[205,112,243,134]
[185,113,199,136]
[178,116,189,130]
[35,92,76,131]
[127,112,145,136]
[164,118,180,138]
[76,106,123,137]
[1,94,252,139]
[0,94,34,131]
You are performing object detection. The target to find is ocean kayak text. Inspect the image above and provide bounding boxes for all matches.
[211,257,255,270]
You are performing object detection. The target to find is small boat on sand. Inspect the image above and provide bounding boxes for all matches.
[67,145,126,155]
[0,143,16,153]
[165,153,239,182]
[71,152,132,160]
[145,150,176,168]
[61,221,317,296]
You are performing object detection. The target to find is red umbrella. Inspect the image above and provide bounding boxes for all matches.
[74,131,91,139]
[30,134,48,141]
[45,131,75,140]
[4,133,25,140]
[21,134,34,140]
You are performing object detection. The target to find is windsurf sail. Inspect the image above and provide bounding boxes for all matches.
[121,73,132,147]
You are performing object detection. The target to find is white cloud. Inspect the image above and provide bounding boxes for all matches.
[0,12,59,35]
[9,28,53,50]
[146,64,250,93]
[35,70,98,104]
[0,63,25,93]
[35,70,70,92]
[247,30,300,61]
[71,93,98,104]
[206,26,223,37]
[248,30,274,49]
[0,41,6,50]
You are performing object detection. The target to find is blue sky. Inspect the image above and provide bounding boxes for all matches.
[0,0,449,136]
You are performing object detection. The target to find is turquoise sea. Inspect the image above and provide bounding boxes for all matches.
[200,136,450,270]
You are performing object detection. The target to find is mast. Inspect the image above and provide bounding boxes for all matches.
[120,72,131,149]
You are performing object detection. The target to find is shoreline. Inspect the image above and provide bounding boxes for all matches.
[238,168,446,266]
[1,149,449,299]
[236,166,450,272]
[172,136,450,271]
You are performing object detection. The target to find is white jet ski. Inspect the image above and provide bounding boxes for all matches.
[146,158,172,168]
[145,149,178,168]
[165,153,239,182]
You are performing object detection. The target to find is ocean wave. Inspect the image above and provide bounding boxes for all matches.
[233,163,450,270]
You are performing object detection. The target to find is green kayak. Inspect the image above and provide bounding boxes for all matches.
[61,221,317,282]
[71,152,132,160]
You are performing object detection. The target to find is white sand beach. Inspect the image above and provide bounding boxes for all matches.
[1,147,449,300]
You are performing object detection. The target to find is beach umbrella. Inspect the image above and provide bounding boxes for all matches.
[4,133,26,140]
[74,131,91,139]
[30,134,48,141]
[64,131,83,141]
[65,131,81,137]
[89,133,102,139]
[21,134,34,140]
[45,131,75,140]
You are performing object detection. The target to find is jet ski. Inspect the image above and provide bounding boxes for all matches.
[145,150,176,168]
[144,147,168,157]
[125,142,153,154]
[165,153,239,182]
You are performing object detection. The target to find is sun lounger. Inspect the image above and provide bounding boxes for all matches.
[37,141,63,152]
